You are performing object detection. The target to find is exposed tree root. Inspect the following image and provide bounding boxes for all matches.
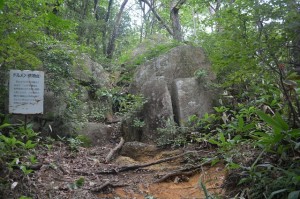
[91,181,128,192]
[105,137,125,163]
[98,150,199,174]
[154,159,213,183]
[155,169,200,183]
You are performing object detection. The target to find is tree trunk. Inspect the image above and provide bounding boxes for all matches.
[106,0,129,59]
[170,0,186,41]
[81,0,89,19]
[170,6,182,41]
[96,0,113,55]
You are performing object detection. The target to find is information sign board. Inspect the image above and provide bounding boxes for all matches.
[9,70,44,114]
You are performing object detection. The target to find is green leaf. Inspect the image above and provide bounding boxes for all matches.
[238,177,250,185]
[243,123,255,132]
[75,177,85,188]
[19,196,32,199]
[219,133,226,143]
[208,139,220,145]
[211,158,220,166]
[288,190,300,199]
[289,129,300,138]
[268,189,287,199]
[273,113,289,131]
[256,111,283,131]
[0,123,11,130]
[252,131,269,137]
[199,180,210,199]
[227,162,241,169]
[20,166,33,175]
[24,140,36,149]
[238,116,244,129]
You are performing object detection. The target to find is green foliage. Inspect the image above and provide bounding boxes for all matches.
[117,39,180,86]
[0,116,41,197]
[119,40,179,66]
[157,118,189,147]
[67,137,83,151]
[198,0,300,126]
[57,134,88,151]
[68,177,85,190]
[240,162,300,199]
[132,118,145,128]
[88,105,108,122]
[194,69,208,81]
[19,196,32,199]
[199,180,218,199]
[253,111,300,155]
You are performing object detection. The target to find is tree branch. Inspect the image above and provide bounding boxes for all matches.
[140,0,173,36]
[171,0,187,11]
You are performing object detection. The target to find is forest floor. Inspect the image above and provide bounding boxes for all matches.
[4,124,233,199]
[32,143,226,199]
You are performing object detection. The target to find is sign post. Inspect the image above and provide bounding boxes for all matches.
[9,70,44,128]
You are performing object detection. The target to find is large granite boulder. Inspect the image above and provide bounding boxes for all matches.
[129,45,214,94]
[122,77,173,143]
[172,78,214,125]
[32,54,111,136]
[140,77,174,142]
[123,45,215,143]
[73,54,110,88]
[79,122,112,146]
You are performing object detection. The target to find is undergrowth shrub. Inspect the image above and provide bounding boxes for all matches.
[0,117,40,196]
[157,118,189,147]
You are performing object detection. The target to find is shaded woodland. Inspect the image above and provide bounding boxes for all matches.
[0,0,300,198]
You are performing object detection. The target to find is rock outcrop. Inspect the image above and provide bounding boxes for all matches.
[9,54,113,137]
[122,45,215,143]
[120,141,159,160]
[172,78,214,125]
[80,122,112,146]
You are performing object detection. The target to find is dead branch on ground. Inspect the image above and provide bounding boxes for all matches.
[105,137,125,163]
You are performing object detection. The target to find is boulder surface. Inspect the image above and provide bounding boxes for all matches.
[123,45,215,143]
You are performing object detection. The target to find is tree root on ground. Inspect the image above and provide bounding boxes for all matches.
[105,137,125,163]
[154,159,213,183]
[91,181,129,192]
[98,150,200,174]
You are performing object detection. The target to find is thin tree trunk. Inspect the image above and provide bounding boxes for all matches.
[100,0,114,55]
[170,6,182,41]
[139,1,146,42]
[170,0,186,41]
[106,0,129,59]
[81,0,89,19]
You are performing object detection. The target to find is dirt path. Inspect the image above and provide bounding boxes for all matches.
[6,140,226,199]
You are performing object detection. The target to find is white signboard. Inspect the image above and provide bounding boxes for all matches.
[9,70,44,114]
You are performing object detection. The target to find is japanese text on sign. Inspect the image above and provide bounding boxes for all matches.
[9,70,44,114]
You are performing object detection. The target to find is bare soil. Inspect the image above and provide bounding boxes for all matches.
[4,139,227,199]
